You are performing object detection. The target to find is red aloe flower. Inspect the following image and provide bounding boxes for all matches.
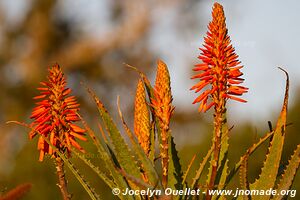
[191,2,248,112]
[30,64,86,161]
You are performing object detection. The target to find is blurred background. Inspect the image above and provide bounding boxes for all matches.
[0,0,299,199]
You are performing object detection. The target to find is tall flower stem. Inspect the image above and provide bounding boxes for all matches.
[55,157,71,200]
[190,3,248,199]
[151,60,174,189]
[207,104,227,200]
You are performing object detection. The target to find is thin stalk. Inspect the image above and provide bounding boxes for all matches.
[161,127,169,189]
[55,157,71,200]
[206,98,226,200]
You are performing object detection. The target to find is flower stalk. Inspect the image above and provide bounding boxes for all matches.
[29,64,86,199]
[151,60,175,189]
[56,157,71,200]
[191,3,248,199]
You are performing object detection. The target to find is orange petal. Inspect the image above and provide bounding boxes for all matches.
[70,124,85,133]
[69,131,87,141]
[39,150,45,162]
[226,95,247,103]
[33,95,47,99]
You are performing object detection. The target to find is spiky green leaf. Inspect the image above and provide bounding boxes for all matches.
[236,155,250,200]
[72,149,115,189]
[224,131,274,190]
[191,144,214,190]
[80,118,132,200]
[168,136,183,190]
[117,98,162,189]
[86,87,142,185]
[272,144,300,200]
[250,68,289,200]
[42,136,101,200]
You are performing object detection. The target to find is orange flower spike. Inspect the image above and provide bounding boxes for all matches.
[30,64,86,161]
[191,3,248,112]
[151,60,175,188]
[152,60,174,126]
[134,79,151,155]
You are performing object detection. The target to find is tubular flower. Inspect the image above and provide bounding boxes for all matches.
[29,64,86,161]
[191,2,248,112]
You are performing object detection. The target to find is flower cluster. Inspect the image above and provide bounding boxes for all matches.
[30,64,86,161]
[134,79,151,155]
[151,60,174,127]
[191,2,248,112]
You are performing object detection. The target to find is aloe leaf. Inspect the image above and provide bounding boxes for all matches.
[72,149,116,189]
[117,98,162,189]
[80,118,131,199]
[224,131,274,189]
[85,86,142,183]
[182,154,196,188]
[148,122,156,163]
[42,135,101,200]
[175,155,196,200]
[168,136,183,190]
[236,155,250,200]
[214,160,229,200]
[57,157,101,200]
[250,68,289,200]
[271,144,300,200]
[191,144,214,190]
[119,169,156,190]
[216,120,229,190]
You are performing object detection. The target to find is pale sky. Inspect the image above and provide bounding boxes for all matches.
[1,0,300,124]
